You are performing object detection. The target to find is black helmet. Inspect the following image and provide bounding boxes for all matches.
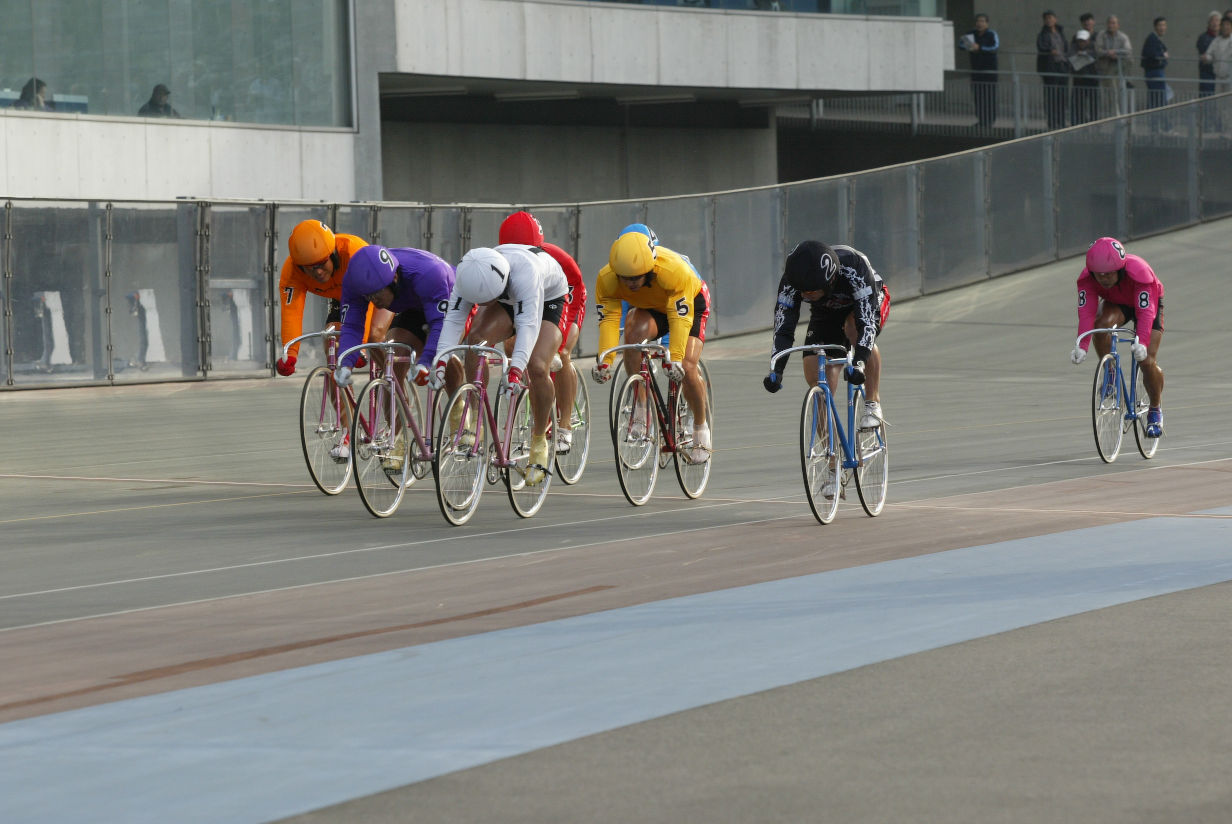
[784,241,839,294]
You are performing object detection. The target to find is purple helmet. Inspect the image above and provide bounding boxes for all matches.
[346,245,399,297]
[1085,237,1127,273]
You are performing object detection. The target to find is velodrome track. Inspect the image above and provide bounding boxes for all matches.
[2,219,1231,823]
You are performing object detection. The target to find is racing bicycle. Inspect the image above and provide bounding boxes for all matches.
[1076,326,1158,462]
[283,330,363,496]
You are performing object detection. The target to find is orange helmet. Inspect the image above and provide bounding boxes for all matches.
[499,211,545,246]
[289,220,336,266]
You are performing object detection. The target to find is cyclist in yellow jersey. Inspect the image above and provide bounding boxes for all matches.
[592,225,712,461]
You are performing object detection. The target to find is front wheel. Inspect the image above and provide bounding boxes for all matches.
[613,373,659,506]
[554,363,591,485]
[853,393,888,517]
[1091,354,1124,463]
[299,366,353,495]
[1132,363,1159,459]
[672,371,712,499]
[352,379,410,518]
[506,388,556,518]
[801,385,840,525]
[433,384,487,526]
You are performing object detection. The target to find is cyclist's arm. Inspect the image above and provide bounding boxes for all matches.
[414,263,455,367]
[595,268,622,365]
[506,274,544,373]
[435,292,473,363]
[1129,279,1163,347]
[336,288,370,369]
[848,275,880,365]
[277,259,309,359]
[770,276,802,370]
[1075,271,1099,349]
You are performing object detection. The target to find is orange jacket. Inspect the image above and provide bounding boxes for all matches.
[278,233,372,359]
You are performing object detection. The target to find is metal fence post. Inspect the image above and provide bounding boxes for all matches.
[1012,71,1024,138]
[3,201,12,385]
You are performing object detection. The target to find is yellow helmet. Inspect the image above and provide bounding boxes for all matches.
[609,231,657,277]
[289,220,336,266]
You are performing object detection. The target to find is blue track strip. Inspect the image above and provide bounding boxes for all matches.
[2,514,1230,823]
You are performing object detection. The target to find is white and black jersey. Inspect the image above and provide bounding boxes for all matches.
[771,245,884,370]
[437,244,568,373]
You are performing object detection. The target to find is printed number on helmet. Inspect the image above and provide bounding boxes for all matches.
[378,248,397,271]
[674,297,689,317]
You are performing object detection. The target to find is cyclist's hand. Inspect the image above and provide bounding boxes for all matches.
[844,362,866,385]
[275,356,296,377]
[666,361,686,384]
[411,363,430,387]
[354,352,367,370]
[503,366,525,397]
[1070,347,1086,365]
[763,371,783,393]
[591,362,612,384]
[334,365,353,387]
[1131,342,1148,362]
[431,359,448,389]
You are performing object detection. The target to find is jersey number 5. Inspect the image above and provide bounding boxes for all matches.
[674,297,689,317]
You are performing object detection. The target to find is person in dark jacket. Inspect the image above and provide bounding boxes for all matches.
[1037,10,1070,129]
[961,13,1000,129]
[137,84,181,118]
[1199,11,1221,96]
[1070,13,1100,124]
[12,77,52,111]
[1141,17,1169,110]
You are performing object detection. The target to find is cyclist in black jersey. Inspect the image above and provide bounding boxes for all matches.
[763,241,890,429]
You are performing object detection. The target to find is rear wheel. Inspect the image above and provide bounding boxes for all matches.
[433,384,487,526]
[606,359,628,434]
[299,366,353,495]
[613,373,659,506]
[801,385,840,525]
[1132,363,1159,459]
[352,379,410,518]
[672,371,712,499]
[554,363,591,484]
[853,393,888,517]
[506,388,556,517]
[1091,354,1123,463]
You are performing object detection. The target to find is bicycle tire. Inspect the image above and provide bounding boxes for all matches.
[352,379,410,518]
[672,371,712,499]
[800,385,840,525]
[506,388,555,517]
[606,359,628,433]
[299,366,353,495]
[555,363,591,485]
[853,392,888,517]
[433,384,487,526]
[1132,364,1159,459]
[1091,354,1123,463]
[613,373,659,506]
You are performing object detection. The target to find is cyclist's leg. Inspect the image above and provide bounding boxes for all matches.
[555,323,580,431]
[681,336,707,427]
[1092,302,1127,357]
[527,321,562,437]
[842,312,882,404]
[466,303,514,379]
[1140,321,1164,410]
[622,309,661,375]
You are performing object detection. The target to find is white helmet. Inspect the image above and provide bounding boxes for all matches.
[456,247,510,304]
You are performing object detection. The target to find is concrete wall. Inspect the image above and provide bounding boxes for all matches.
[394,0,956,92]
[0,110,357,201]
[381,120,778,202]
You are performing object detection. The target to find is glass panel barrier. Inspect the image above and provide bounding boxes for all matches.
[713,187,781,336]
[1129,108,1195,238]
[852,166,921,300]
[205,204,271,376]
[919,153,986,293]
[987,139,1054,276]
[1054,120,1126,259]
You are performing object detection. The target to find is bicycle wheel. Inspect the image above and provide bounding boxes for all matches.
[401,377,433,482]
[1091,354,1124,463]
[299,366,353,495]
[555,363,591,485]
[853,393,889,517]
[1132,364,1159,459]
[506,388,556,517]
[606,359,628,433]
[352,379,410,518]
[672,373,712,499]
[800,385,840,525]
[433,384,487,526]
[613,373,659,506]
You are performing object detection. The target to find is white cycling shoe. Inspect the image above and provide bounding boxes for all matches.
[555,427,573,453]
[525,434,550,485]
[329,434,350,462]
[687,423,712,464]
[860,401,884,430]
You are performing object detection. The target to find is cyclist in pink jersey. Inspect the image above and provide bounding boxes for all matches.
[1070,237,1165,437]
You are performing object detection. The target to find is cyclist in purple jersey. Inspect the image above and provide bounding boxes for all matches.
[334,245,462,395]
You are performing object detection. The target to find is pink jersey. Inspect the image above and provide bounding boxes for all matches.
[1076,254,1164,349]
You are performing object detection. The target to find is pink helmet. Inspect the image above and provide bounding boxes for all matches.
[1085,237,1127,273]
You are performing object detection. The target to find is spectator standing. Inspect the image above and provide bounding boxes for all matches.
[1141,17,1170,111]
[1206,17,1232,93]
[1095,15,1133,115]
[137,84,181,118]
[1199,12,1222,96]
[1070,13,1100,124]
[1037,10,1070,129]
[12,77,52,111]
[960,13,1000,130]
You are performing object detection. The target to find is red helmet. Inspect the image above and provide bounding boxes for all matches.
[1085,237,1127,273]
[498,211,545,246]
